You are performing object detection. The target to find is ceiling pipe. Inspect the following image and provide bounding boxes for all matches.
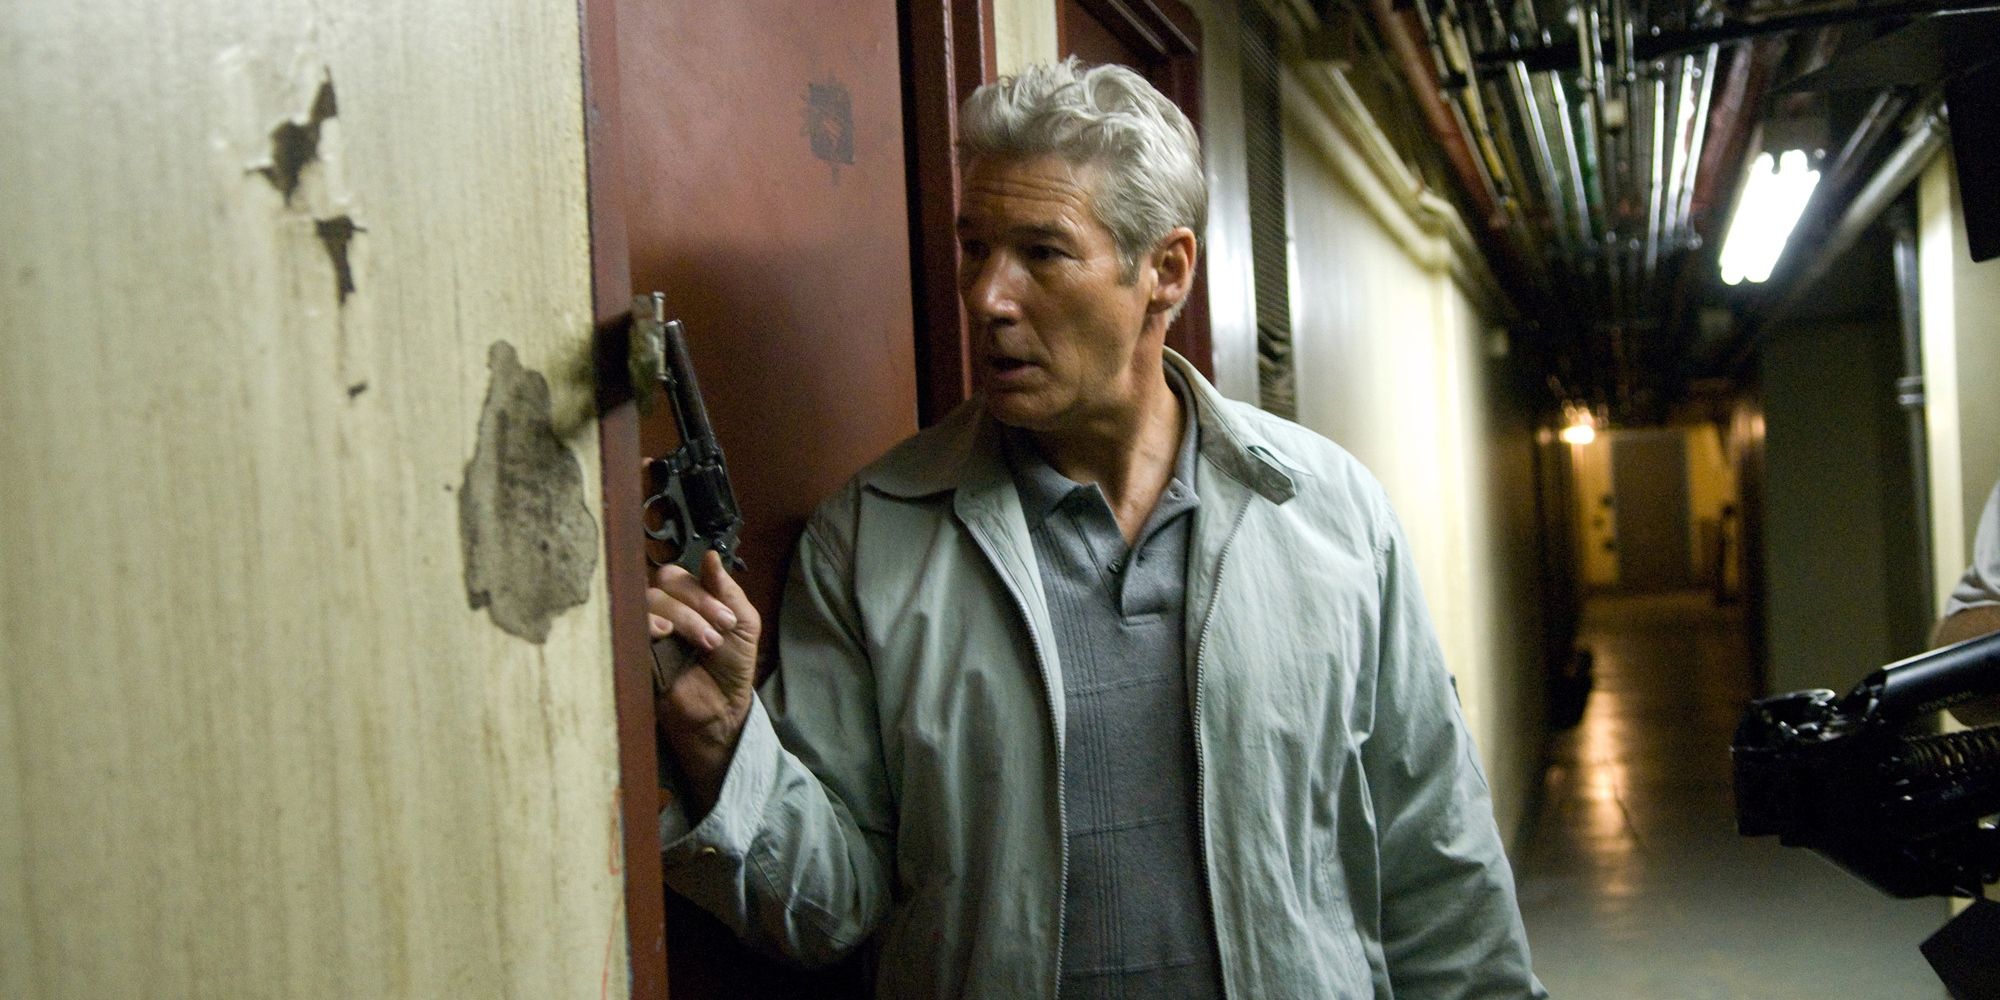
[1364,0,1502,228]
[1361,0,1566,316]
[1671,45,1719,245]
[1818,89,1914,200]
[1471,0,2000,74]
[1497,0,1586,252]
[1688,39,1787,241]
[1544,71,1597,248]
[1512,61,1572,249]
[1644,69,1670,286]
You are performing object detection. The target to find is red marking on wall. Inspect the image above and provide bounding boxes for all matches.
[608,787,624,876]
[602,894,623,1000]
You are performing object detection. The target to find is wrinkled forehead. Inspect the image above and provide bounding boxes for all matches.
[956,154,1110,237]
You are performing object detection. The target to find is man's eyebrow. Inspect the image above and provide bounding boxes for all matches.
[954,219,1074,243]
[1011,223,1073,243]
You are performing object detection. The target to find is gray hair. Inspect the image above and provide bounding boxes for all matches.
[958,58,1206,287]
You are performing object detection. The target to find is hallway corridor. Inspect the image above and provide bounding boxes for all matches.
[1515,592,1950,999]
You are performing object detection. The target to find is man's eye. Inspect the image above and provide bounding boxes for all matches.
[959,240,989,260]
[1026,244,1064,262]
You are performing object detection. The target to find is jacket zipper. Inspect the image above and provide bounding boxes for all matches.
[964,521,1069,998]
[1190,499,1250,1000]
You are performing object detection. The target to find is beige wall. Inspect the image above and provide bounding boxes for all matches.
[1761,319,1911,693]
[1282,79,1544,841]
[1921,152,2000,612]
[0,2,627,998]
[991,0,1059,75]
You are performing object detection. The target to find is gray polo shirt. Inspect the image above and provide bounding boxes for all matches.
[1002,368,1223,999]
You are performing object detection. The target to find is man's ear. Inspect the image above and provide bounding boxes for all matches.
[1146,227,1199,316]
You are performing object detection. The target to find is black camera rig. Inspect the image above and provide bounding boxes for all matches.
[1733,629,2000,996]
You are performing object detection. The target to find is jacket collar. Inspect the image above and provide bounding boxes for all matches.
[860,349,1300,507]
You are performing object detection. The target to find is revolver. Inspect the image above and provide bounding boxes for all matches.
[632,293,745,681]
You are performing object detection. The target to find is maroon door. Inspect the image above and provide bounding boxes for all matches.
[591,0,923,995]
[618,0,921,625]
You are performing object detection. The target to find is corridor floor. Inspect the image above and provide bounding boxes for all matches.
[1514,592,1950,999]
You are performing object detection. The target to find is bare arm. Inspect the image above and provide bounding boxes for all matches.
[1935,605,2000,727]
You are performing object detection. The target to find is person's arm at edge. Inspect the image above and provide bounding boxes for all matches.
[1936,605,2000,727]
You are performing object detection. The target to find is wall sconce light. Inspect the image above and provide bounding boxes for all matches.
[1559,403,1599,446]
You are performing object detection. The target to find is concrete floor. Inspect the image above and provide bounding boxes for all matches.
[1514,591,1951,999]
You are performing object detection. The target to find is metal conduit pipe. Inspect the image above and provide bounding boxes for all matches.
[1820,90,1913,201]
[1375,0,1503,225]
[1410,0,1514,221]
[1498,0,1583,251]
[1472,0,2000,73]
[1578,0,1611,229]
[1544,74,1595,247]
[1645,70,1670,285]
[1889,202,1934,617]
[1485,76,1547,235]
[1472,0,1576,252]
[1650,61,1684,296]
[1436,0,1512,194]
[1766,107,1947,322]
[1513,61,1571,250]
[1672,46,1719,245]
[1659,55,1698,259]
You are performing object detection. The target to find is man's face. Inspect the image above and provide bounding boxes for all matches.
[956,155,1161,432]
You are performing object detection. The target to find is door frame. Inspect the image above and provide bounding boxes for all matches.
[905,0,997,426]
[579,0,670,994]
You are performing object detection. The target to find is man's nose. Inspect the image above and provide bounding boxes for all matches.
[962,253,1022,324]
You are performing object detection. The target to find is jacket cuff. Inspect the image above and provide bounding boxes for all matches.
[659,695,779,866]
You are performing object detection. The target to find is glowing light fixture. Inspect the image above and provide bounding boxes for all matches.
[1718,150,1821,285]
[1560,404,1598,446]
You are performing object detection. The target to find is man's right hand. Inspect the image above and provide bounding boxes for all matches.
[650,548,762,816]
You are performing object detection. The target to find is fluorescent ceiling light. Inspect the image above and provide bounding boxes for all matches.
[1718,150,1821,286]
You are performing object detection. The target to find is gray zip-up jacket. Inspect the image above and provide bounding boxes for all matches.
[661,352,1546,999]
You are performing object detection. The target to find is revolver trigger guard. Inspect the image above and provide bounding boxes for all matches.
[642,486,696,568]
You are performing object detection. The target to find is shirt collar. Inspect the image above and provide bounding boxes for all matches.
[1002,363,1202,530]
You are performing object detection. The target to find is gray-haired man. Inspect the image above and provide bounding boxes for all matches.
[649,59,1545,998]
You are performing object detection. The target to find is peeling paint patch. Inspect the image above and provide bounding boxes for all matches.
[315,215,362,302]
[460,342,599,644]
[258,74,338,202]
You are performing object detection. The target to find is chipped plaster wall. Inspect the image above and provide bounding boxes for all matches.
[0,2,625,998]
